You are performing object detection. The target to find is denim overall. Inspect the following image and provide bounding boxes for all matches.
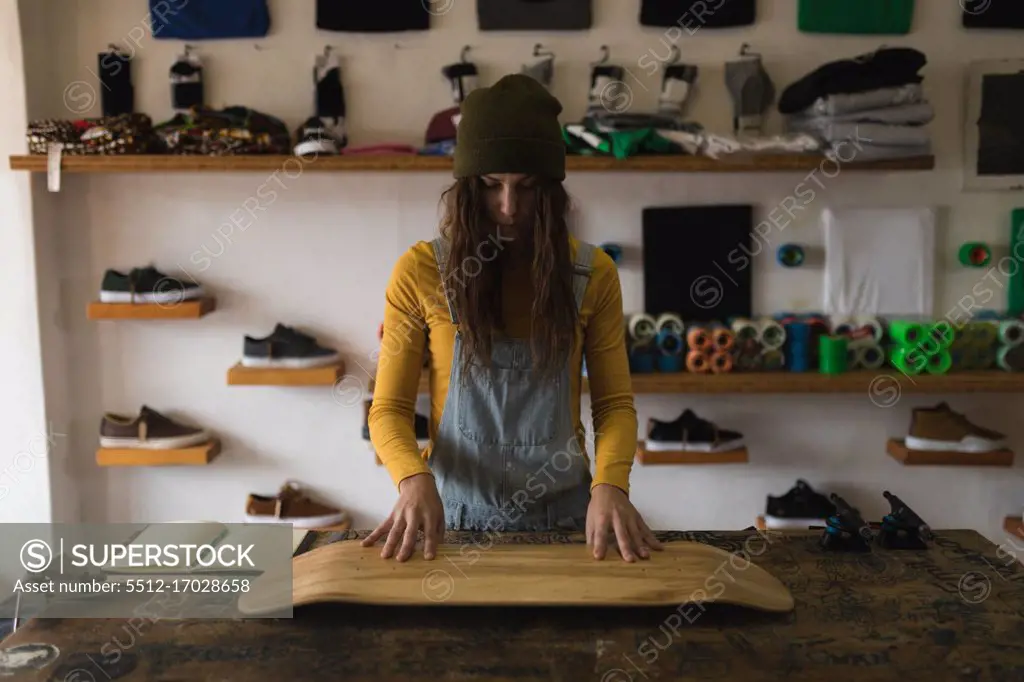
[429,237,597,532]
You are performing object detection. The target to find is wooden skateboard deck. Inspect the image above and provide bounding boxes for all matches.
[238,538,794,615]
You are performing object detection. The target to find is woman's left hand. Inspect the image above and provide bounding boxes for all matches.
[586,483,663,562]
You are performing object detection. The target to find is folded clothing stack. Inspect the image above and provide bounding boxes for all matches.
[779,47,932,162]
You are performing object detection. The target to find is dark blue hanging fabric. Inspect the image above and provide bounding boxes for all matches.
[150,0,270,40]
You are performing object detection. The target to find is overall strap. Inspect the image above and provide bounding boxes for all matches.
[431,237,459,325]
[571,241,597,314]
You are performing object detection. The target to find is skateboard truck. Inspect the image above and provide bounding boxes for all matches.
[876,490,932,550]
[821,493,874,552]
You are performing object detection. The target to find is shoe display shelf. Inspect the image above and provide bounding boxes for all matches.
[635,446,749,465]
[87,298,216,320]
[227,361,346,386]
[9,154,935,177]
[372,369,1024,396]
[96,439,221,467]
[885,439,1015,467]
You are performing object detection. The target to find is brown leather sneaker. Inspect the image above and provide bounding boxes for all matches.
[100,405,210,449]
[245,481,349,529]
[905,402,1007,453]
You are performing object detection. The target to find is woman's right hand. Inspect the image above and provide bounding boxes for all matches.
[361,473,445,561]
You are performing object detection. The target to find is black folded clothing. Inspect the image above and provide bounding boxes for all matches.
[640,0,755,29]
[477,0,591,30]
[779,47,927,115]
[963,1,1024,28]
[316,0,429,32]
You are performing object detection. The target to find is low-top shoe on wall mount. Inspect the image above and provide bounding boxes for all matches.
[245,480,349,529]
[764,479,837,530]
[100,406,210,449]
[645,409,745,453]
[242,323,340,369]
[100,266,204,304]
[904,402,1007,453]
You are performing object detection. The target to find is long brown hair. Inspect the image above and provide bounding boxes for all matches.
[438,176,578,378]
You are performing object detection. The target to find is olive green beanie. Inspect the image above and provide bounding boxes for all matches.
[453,73,566,181]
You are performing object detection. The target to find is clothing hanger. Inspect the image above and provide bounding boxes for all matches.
[533,43,555,59]
[738,43,761,61]
[592,44,611,66]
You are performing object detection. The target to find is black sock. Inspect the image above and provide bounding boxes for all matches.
[441,62,479,104]
[170,54,204,111]
[315,54,346,145]
[99,49,133,116]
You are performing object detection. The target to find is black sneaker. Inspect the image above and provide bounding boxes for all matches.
[765,479,836,530]
[242,324,340,369]
[645,409,744,453]
[293,116,346,156]
[99,266,203,304]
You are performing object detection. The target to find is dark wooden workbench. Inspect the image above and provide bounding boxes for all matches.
[2,528,1024,681]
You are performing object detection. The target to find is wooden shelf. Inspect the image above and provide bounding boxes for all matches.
[1004,517,1023,537]
[636,446,748,465]
[623,370,1024,394]
[87,298,215,320]
[96,439,221,466]
[886,439,1014,467]
[374,369,1024,396]
[8,153,935,174]
[227,362,344,386]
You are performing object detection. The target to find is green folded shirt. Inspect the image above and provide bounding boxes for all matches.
[798,0,914,34]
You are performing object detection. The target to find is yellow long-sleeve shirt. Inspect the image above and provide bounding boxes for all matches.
[368,236,638,494]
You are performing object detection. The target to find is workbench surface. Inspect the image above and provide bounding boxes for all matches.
[1,528,1023,681]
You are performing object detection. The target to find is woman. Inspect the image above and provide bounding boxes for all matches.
[365,74,661,563]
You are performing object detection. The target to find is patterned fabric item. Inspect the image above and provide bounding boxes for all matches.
[154,106,292,155]
[26,113,159,155]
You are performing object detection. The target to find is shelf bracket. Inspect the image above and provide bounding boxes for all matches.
[47,143,63,193]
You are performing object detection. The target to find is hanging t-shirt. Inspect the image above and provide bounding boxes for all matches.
[963,1,1024,28]
[477,0,592,31]
[150,0,270,39]
[316,0,430,32]
[640,0,756,29]
[798,0,914,34]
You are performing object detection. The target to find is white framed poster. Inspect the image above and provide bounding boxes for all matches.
[964,59,1024,191]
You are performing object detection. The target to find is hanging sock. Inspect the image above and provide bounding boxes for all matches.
[296,47,347,154]
[658,63,698,116]
[425,57,478,148]
[441,60,479,105]
[522,56,555,89]
[99,46,134,116]
[588,64,625,114]
[725,46,775,135]
[170,49,204,113]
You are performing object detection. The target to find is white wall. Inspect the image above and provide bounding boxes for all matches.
[14,0,1024,541]
[0,0,58,528]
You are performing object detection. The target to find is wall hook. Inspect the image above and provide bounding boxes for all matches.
[739,43,760,59]
[533,43,554,58]
[460,45,472,62]
[667,44,680,66]
[183,44,197,59]
[593,44,610,66]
